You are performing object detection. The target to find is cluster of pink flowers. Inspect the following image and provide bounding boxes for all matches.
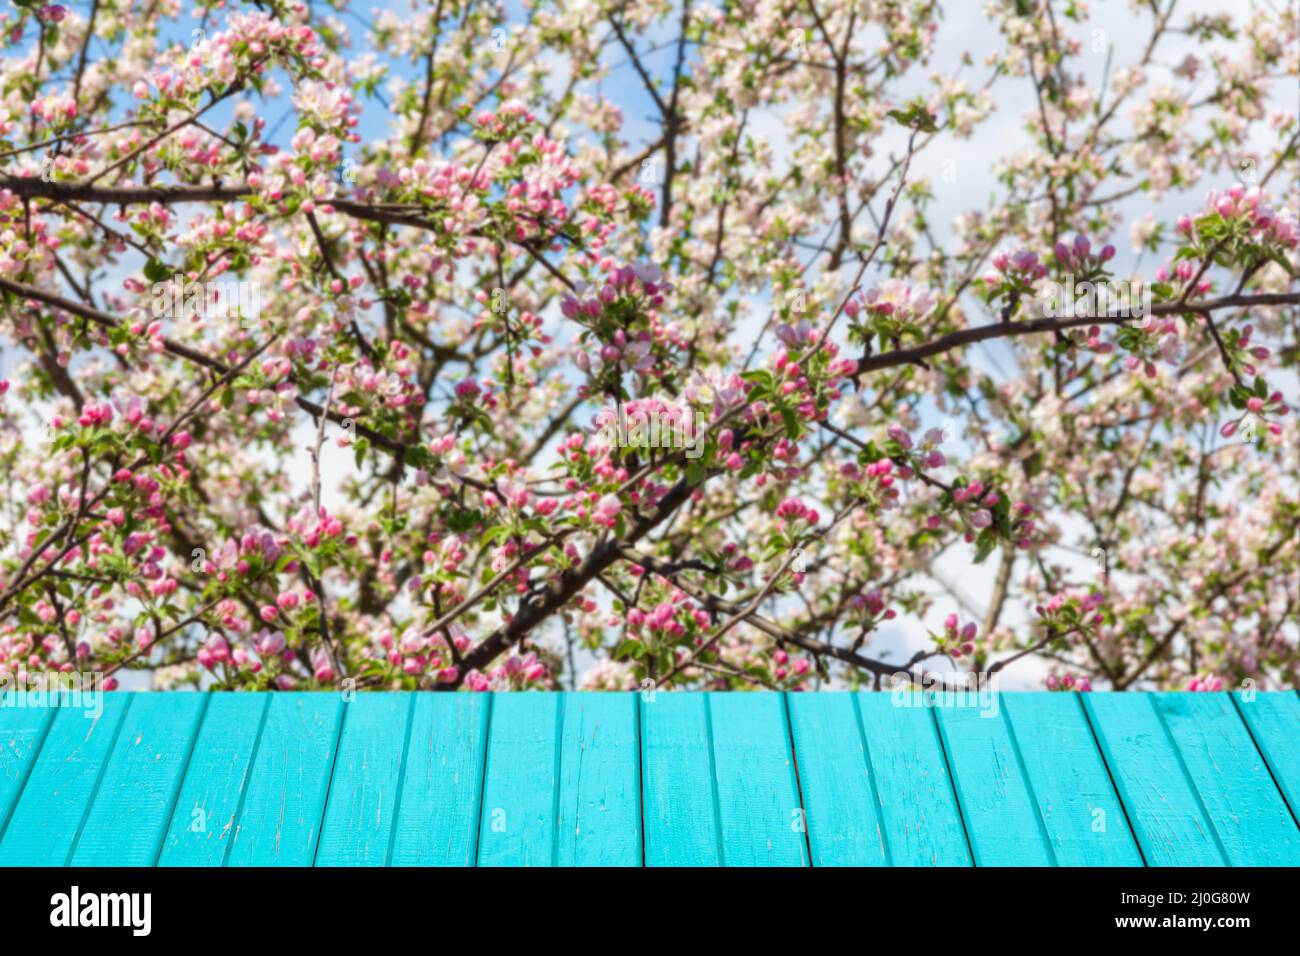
[1152,259,1211,299]
[591,493,622,528]
[1053,234,1116,269]
[770,647,811,682]
[576,328,654,374]
[1122,316,1185,378]
[567,263,669,360]
[940,614,978,658]
[462,651,549,691]
[198,530,289,582]
[1188,184,1300,249]
[1045,673,1093,692]
[376,628,465,682]
[1036,591,1106,627]
[952,480,999,529]
[76,401,114,428]
[1072,323,1116,355]
[845,279,937,322]
[626,599,709,641]
[983,248,1048,287]
[841,457,905,510]
[286,505,347,550]
[774,496,821,530]
[848,589,896,625]
[1220,391,1288,440]
[1229,324,1273,377]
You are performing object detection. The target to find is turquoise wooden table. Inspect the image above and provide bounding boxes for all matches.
[0,692,1297,867]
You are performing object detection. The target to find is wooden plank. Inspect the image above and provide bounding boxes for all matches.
[158,693,270,867]
[0,693,57,841]
[554,692,641,866]
[1001,692,1143,866]
[933,696,1055,866]
[0,693,132,865]
[1233,691,1300,821]
[476,693,561,867]
[315,692,414,866]
[1082,692,1225,865]
[225,693,344,867]
[640,691,720,866]
[856,693,972,866]
[708,693,808,866]
[786,693,887,866]
[389,693,490,867]
[1153,692,1300,866]
[70,694,209,866]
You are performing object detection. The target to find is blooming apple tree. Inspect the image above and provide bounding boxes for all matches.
[0,0,1296,693]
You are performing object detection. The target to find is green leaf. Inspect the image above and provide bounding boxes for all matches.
[777,403,800,439]
[143,258,170,283]
[403,444,433,469]
[886,101,939,133]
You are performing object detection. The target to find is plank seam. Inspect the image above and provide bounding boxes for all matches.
[998,701,1058,866]
[549,693,565,868]
[634,693,646,868]
[0,701,58,846]
[65,694,134,866]
[1229,693,1300,833]
[850,693,893,866]
[220,693,273,867]
[382,693,419,867]
[149,692,213,866]
[308,697,349,867]
[928,703,977,867]
[780,693,814,867]
[703,695,725,867]
[1073,692,1147,867]
[471,693,494,867]
[1149,694,1231,866]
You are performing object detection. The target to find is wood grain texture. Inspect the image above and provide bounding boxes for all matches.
[1082,692,1225,866]
[2,691,1296,867]
[158,693,270,867]
[1001,693,1143,866]
[225,693,345,867]
[389,693,489,866]
[0,694,57,843]
[1152,692,1300,866]
[0,693,131,865]
[640,691,721,866]
[933,696,1055,866]
[476,693,562,866]
[70,693,209,866]
[786,692,888,866]
[708,693,809,866]
[1232,691,1300,822]
[316,692,414,866]
[854,693,972,866]
[554,692,641,866]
